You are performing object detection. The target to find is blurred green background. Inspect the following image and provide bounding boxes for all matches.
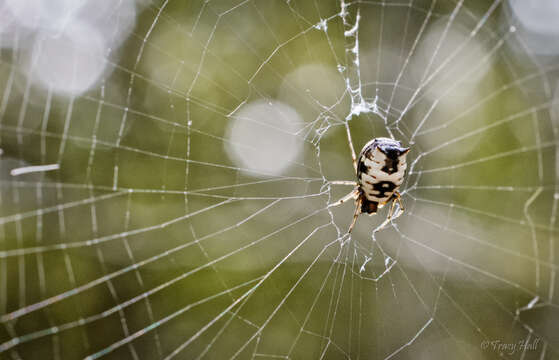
[0,0,558,359]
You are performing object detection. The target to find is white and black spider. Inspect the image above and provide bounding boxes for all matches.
[329,136,410,233]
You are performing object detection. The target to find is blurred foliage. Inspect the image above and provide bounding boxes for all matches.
[0,0,558,359]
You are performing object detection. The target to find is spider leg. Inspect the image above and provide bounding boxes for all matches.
[348,196,362,233]
[375,192,404,232]
[329,180,358,186]
[390,191,404,218]
[345,122,358,172]
[328,188,359,208]
[386,195,398,221]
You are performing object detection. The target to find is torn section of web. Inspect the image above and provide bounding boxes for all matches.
[340,2,382,125]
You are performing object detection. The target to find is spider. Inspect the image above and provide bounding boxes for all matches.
[329,134,410,233]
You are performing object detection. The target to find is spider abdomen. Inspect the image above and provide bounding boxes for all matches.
[357,138,409,210]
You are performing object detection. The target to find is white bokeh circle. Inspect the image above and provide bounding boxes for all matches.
[26,20,108,95]
[226,100,303,177]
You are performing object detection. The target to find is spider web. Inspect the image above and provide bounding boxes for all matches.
[1,0,558,359]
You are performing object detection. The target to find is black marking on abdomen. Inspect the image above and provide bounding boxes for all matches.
[381,156,400,175]
[372,181,397,198]
[358,159,368,177]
